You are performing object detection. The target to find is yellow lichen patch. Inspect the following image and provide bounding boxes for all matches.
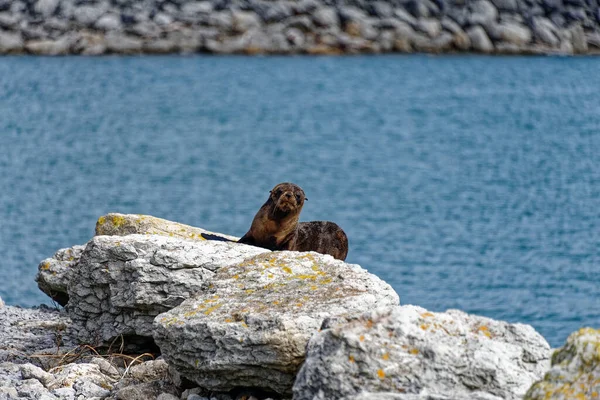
[68,256,74,261]
[359,335,365,342]
[40,262,50,270]
[115,242,120,247]
[377,369,386,379]
[420,323,430,331]
[296,303,303,307]
[273,300,279,305]
[421,312,434,318]
[97,216,106,225]
[409,348,419,355]
[319,278,332,285]
[477,326,492,338]
[241,322,248,328]
[169,233,174,237]
[245,289,255,294]
[268,274,274,279]
[225,318,233,323]
[110,215,125,227]
[204,303,222,315]
[282,266,292,274]
[366,320,374,329]
[310,285,318,290]
[382,352,390,360]
[348,355,355,363]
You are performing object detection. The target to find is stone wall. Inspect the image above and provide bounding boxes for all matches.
[0,0,599,55]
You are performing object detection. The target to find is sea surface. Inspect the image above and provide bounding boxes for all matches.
[1,55,598,347]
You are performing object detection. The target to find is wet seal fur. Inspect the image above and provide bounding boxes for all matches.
[203,183,348,261]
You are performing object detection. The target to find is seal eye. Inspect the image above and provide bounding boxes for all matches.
[296,194,303,203]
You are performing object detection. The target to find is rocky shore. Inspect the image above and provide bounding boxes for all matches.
[1,212,598,400]
[0,0,600,55]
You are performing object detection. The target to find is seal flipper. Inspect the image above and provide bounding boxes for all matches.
[237,233,256,245]
[200,233,236,242]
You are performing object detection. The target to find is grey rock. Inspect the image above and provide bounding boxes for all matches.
[370,2,394,18]
[76,32,106,55]
[67,234,267,344]
[312,7,339,28]
[52,387,76,400]
[284,15,313,32]
[104,32,143,53]
[129,21,160,38]
[394,21,417,40]
[441,16,462,34]
[495,21,531,45]
[0,305,74,366]
[90,358,120,380]
[46,363,113,392]
[394,8,417,26]
[0,12,20,29]
[532,17,559,46]
[406,0,430,18]
[586,32,600,48]
[339,6,369,24]
[20,363,55,387]
[285,27,305,47]
[231,11,261,33]
[468,0,499,27]
[116,381,178,400]
[293,305,551,400]
[73,4,108,26]
[126,359,169,382]
[491,0,518,12]
[378,30,396,51]
[261,2,293,23]
[25,35,75,55]
[206,11,232,30]
[417,18,441,37]
[570,24,588,52]
[524,328,600,400]
[467,25,494,52]
[34,0,59,17]
[453,30,471,49]
[157,393,179,400]
[154,252,399,396]
[154,12,173,26]
[0,30,23,53]
[180,1,213,15]
[96,14,122,31]
[73,379,110,398]
[17,378,51,399]
[143,38,179,53]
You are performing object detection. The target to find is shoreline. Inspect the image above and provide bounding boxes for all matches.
[1,0,600,56]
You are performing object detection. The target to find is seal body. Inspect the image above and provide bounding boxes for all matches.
[238,182,349,261]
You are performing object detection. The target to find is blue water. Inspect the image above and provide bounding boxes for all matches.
[1,55,598,347]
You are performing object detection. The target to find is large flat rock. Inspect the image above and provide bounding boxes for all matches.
[293,305,551,400]
[95,213,238,241]
[37,213,239,306]
[153,252,399,396]
[67,234,266,344]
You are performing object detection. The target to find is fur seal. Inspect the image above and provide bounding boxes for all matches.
[237,182,348,261]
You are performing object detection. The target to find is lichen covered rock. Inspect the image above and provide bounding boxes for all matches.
[68,234,267,344]
[36,244,85,306]
[153,251,399,396]
[95,213,238,241]
[293,305,551,400]
[525,327,600,400]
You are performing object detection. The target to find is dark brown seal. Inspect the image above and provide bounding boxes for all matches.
[238,182,348,261]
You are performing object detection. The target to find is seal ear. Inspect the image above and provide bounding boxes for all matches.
[305,198,308,201]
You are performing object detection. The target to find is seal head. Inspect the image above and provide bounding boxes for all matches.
[238,182,306,251]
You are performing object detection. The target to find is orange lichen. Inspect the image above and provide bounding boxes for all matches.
[377,369,386,379]
[382,353,390,360]
[348,355,355,363]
